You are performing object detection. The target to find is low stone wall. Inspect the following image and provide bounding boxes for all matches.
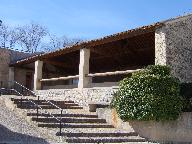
[97,108,192,143]
[42,82,118,90]
[43,84,77,90]
[36,87,118,106]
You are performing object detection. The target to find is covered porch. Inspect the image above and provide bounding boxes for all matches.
[10,23,161,91]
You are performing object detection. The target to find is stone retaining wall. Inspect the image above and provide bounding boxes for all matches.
[36,87,118,106]
[97,108,192,143]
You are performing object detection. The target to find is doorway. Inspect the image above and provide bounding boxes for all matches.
[26,72,32,90]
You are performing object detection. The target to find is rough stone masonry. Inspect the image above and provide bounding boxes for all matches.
[155,14,192,83]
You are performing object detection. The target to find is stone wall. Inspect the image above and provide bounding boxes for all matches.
[36,87,118,106]
[0,48,34,88]
[155,14,192,82]
[42,82,118,90]
[0,49,10,87]
[97,108,192,143]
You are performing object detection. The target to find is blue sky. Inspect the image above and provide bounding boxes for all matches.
[1,0,192,40]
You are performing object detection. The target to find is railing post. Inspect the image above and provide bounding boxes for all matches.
[37,96,40,119]
[59,109,63,136]
[20,96,22,107]
[21,87,24,94]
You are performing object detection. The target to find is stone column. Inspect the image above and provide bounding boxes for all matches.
[155,27,167,65]
[8,67,14,88]
[78,48,91,89]
[34,60,43,90]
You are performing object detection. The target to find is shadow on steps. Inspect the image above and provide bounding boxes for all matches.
[27,112,98,118]
[0,124,48,144]
[38,123,114,128]
[32,117,106,123]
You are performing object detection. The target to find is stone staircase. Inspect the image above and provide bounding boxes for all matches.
[10,95,148,143]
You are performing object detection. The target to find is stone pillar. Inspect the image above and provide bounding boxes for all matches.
[34,60,43,90]
[8,67,14,88]
[78,48,91,89]
[155,27,167,65]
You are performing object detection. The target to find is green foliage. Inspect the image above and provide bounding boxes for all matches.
[132,65,171,77]
[112,65,183,121]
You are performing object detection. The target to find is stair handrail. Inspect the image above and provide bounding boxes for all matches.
[4,81,112,141]
[11,87,103,142]
[9,81,62,110]
[12,88,61,121]
[8,82,99,140]
[4,81,65,136]
[1,87,65,135]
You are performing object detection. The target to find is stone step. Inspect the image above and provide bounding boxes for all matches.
[14,102,79,108]
[24,107,96,117]
[11,98,75,103]
[27,113,98,118]
[32,117,106,123]
[65,137,146,143]
[8,95,147,143]
[14,101,79,107]
[38,123,114,128]
[56,132,138,137]
[17,104,83,109]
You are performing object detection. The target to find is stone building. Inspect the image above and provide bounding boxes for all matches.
[1,13,192,94]
[1,14,192,144]
[0,48,37,88]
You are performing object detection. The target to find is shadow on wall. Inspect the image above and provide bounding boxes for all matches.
[0,124,48,144]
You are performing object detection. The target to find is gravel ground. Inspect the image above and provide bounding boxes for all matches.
[0,96,62,144]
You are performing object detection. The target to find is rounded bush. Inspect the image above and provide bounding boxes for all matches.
[112,65,183,121]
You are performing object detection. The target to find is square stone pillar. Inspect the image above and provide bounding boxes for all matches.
[34,60,43,90]
[8,67,14,88]
[78,48,91,89]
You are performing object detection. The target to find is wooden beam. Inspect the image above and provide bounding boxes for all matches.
[15,66,34,71]
[86,69,141,77]
[40,75,79,82]
[91,48,105,55]
[91,50,134,60]
[43,60,74,68]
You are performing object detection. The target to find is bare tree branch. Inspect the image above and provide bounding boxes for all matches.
[41,33,83,52]
[17,23,48,53]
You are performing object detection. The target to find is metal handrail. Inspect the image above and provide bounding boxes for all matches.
[2,82,110,142]
[5,82,99,141]
[4,81,64,136]
[11,89,60,119]
[10,81,62,110]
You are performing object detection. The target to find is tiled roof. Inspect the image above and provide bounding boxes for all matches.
[11,22,163,66]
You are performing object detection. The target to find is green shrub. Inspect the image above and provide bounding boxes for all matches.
[112,65,183,121]
[133,65,171,77]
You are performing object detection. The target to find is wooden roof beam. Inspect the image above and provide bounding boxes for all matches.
[91,48,105,55]
[43,60,75,69]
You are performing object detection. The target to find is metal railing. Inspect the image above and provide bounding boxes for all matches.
[0,81,64,136]
[0,81,111,142]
